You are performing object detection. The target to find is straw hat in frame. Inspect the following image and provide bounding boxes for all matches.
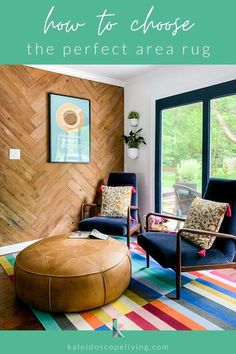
[56,103,84,132]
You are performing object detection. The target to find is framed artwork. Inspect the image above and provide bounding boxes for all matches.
[49,93,91,163]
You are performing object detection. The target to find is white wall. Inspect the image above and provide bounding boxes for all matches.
[125,65,236,217]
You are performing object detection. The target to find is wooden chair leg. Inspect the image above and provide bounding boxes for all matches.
[139,223,143,233]
[176,268,181,299]
[146,253,150,268]
[127,233,130,249]
[176,233,182,299]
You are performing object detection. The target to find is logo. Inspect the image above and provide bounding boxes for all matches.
[112,318,124,338]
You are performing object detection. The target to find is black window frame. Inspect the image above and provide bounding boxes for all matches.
[155,79,236,212]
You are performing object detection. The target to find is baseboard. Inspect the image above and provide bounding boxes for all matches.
[0,239,40,256]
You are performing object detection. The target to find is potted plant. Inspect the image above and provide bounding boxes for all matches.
[122,129,146,159]
[128,111,140,127]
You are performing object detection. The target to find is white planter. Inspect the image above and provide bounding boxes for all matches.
[129,118,138,127]
[127,148,139,159]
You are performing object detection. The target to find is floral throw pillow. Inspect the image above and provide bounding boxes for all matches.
[182,196,228,249]
[100,186,132,217]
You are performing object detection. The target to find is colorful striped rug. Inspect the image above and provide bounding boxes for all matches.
[1,239,236,331]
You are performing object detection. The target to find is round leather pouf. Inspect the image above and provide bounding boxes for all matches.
[14,235,131,312]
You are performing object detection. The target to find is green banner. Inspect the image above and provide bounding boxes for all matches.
[1,1,236,353]
[1,0,236,63]
[0,330,235,354]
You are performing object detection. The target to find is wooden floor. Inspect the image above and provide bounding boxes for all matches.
[0,263,236,330]
[0,266,44,330]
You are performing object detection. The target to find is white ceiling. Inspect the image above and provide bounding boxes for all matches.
[30,65,159,86]
[68,65,158,81]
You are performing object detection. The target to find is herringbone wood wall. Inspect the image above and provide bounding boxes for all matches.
[0,65,124,246]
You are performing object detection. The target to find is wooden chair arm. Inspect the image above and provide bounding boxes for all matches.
[129,205,140,211]
[146,212,185,232]
[81,203,101,219]
[127,206,142,229]
[178,228,236,240]
[176,228,236,271]
[128,206,141,220]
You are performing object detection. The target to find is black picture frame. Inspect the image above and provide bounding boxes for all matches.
[48,93,91,163]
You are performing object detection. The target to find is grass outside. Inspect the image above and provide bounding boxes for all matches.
[163,172,175,189]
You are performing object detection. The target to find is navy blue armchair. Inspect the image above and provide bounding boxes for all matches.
[79,173,142,247]
[137,178,236,299]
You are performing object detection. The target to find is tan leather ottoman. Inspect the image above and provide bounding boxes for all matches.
[14,235,131,312]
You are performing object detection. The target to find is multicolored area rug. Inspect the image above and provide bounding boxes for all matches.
[1,240,236,331]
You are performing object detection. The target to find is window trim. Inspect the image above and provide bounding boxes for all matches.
[155,79,236,213]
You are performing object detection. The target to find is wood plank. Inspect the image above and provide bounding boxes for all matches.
[0,65,124,246]
[0,266,44,330]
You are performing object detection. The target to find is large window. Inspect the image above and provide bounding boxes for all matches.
[162,103,202,215]
[211,95,236,179]
[155,80,236,215]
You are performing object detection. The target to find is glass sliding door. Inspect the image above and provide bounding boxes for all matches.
[211,95,236,179]
[156,80,236,215]
[162,103,202,216]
